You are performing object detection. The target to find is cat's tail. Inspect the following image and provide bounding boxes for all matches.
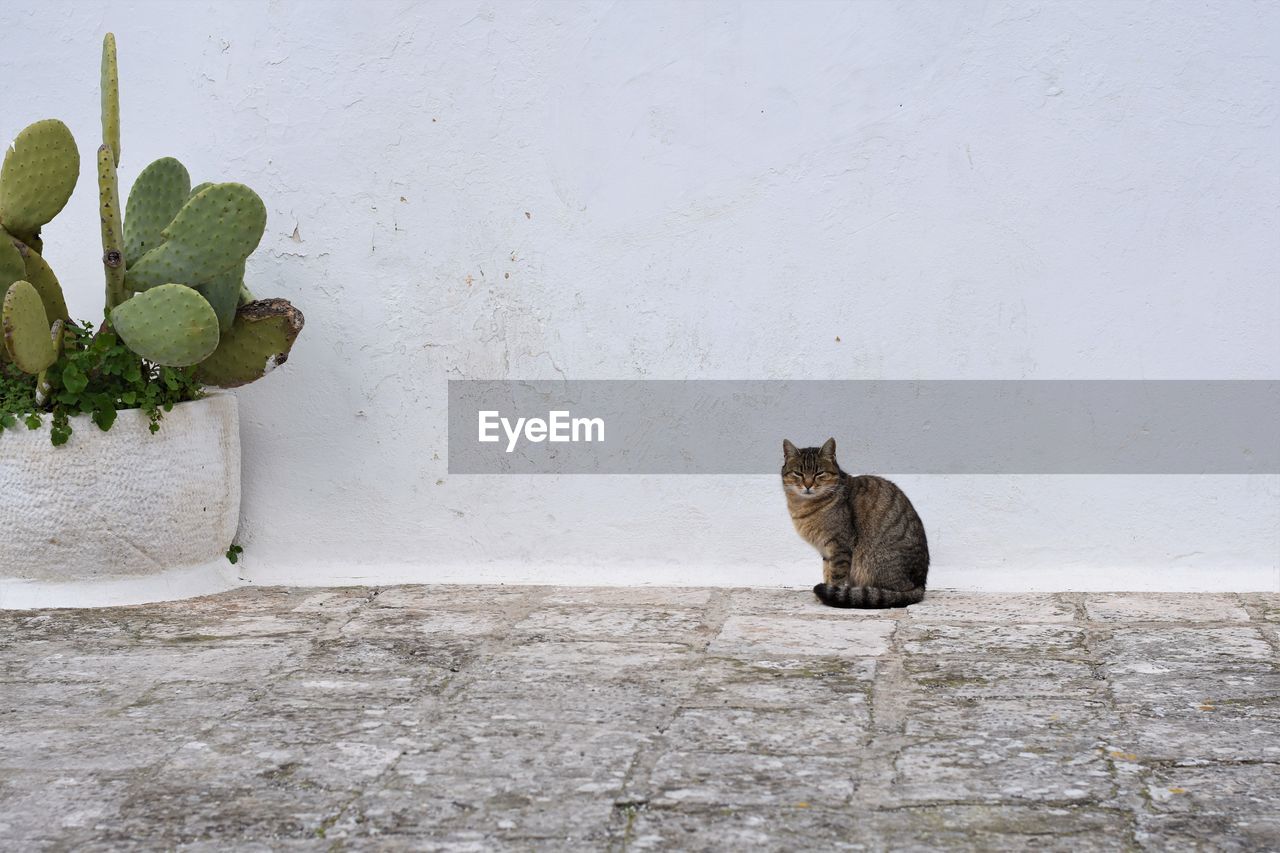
[813,584,925,609]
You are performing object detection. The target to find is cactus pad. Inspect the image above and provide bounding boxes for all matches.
[0,120,80,239]
[12,239,69,322]
[189,181,214,199]
[195,298,304,387]
[126,183,266,291]
[110,283,221,367]
[102,34,121,167]
[125,157,191,266]
[2,280,56,374]
[0,235,24,290]
[193,261,244,332]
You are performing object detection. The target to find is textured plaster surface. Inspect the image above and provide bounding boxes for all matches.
[2,587,1278,850]
[4,2,1279,589]
[0,394,240,584]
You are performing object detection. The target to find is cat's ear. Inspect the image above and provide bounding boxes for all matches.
[782,439,799,458]
[820,437,837,458]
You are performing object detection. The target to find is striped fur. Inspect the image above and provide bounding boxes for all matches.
[783,438,929,610]
[813,583,926,608]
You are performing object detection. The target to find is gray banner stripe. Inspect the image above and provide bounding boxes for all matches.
[447,381,1280,474]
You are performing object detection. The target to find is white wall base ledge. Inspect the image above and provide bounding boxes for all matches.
[0,561,240,610]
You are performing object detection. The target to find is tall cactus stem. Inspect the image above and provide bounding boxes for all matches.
[101,34,121,167]
[97,145,127,311]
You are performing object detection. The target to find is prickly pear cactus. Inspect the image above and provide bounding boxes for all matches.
[0,119,80,245]
[13,239,69,322]
[124,157,190,266]
[0,117,74,361]
[125,183,267,292]
[194,299,305,387]
[0,237,24,291]
[2,280,56,373]
[110,283,222,367]
[193,261,246,333]
[2,30,304,442]
[101,33,120,167]
[98,145,128,311]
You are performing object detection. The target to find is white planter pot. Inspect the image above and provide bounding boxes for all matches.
[0,393,241,608]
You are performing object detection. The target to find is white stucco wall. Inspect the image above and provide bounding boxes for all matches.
[7,1,1279,590]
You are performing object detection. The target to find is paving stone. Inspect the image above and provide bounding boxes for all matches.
[369,584,543,610]
[903,697,1114,740]
[393,717,651,784]
[624,804,1136,850]
[470,640,696,685]
[662,705,870,755]
[261,670,443,716]
[904,657,1105,700]
[891,737,1114,805]
[1143,762,1280,814]
[1240,592,1280,623]
[541,586,715,608]
[0,677,146,723]
[1097,626,1274,665]
[163,725,404,793]
[333,778,617,845]
[1107,666,1280,711]
[0,717,188,772]
[1085,593,1250,622]
[305,633,476,682]
[641,750,859,807]
[728,587,875,616]
[905,592,1077,623]
[118,678,266,725]
[625,803,1134,853]
[21,639,307,684]
[1111,704,1280,762]
[620,805,866,851]
[709,615,895,658]
[286,587,377,614]
[0,772,135,847]
[97,775,352,846]
[339,606,516,639]
[448,680,677,726]
[1135,813,1280,853]
[853,804,1133,852]
[512,604,711,643]
[898,622,1087,658]
[683,656,875,710]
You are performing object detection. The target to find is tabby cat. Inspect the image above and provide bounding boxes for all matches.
[782,438,929,608]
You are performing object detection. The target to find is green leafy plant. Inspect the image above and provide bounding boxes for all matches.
[0,33,303,445]
[225,544,244,565]
[0,321,204,445]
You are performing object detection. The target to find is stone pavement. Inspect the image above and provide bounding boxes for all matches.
[1,587,1278,851]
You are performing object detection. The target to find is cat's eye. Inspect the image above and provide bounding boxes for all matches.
[817,472,833,480]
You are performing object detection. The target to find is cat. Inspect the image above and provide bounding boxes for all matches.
[782,438,929,608]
